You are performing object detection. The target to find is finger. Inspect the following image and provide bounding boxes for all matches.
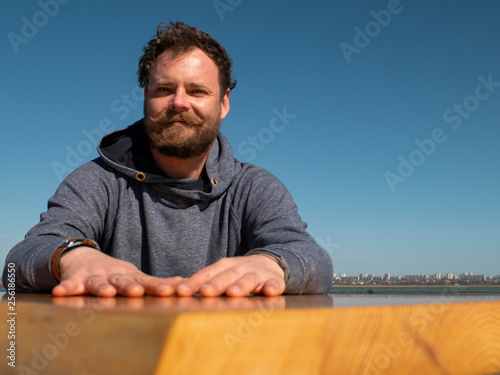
[107,274,145,297]
[197,268,244,297]
[85,275,117,297]
[141,276,185,297]
[177,259,233,296]
[261,278,286,297]
[108,274,185,297]
[176,271,217,296]
[225,274,285,297]
[223,272,261,297]
[52,279,89,297]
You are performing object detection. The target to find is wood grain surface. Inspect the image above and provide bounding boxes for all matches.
[1,293,499,375]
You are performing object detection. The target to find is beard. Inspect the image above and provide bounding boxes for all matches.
[144,108,221,159]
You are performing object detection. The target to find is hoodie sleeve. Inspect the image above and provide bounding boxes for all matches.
[236,166,333,294]
[2,160,114,292]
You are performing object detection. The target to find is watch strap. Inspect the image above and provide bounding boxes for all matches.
[50,239,99,282]
[250,249,291,283]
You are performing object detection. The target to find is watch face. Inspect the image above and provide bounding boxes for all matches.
[62,240,82,248]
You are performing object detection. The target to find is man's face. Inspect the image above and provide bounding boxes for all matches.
[144,48,230,159]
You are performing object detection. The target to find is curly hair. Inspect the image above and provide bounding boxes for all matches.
[138,21,237,99]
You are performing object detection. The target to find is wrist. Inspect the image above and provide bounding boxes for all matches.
[51,239,100,281]
[250,250,290,283]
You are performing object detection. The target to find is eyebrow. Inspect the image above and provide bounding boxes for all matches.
[150,80,211,91]
[189,82,211,90]
[149,79,172,88]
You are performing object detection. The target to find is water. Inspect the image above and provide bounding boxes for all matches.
[329,285,500,294]
[327,285,500,307]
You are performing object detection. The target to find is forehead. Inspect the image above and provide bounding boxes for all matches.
[149,48,219,87]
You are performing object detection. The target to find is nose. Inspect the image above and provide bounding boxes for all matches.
[168,89,189,112]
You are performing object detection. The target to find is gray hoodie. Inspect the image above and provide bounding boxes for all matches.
[3,120,333,293]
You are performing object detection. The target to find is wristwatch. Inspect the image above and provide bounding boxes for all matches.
[50,238,100,282]
[250,249,291,283]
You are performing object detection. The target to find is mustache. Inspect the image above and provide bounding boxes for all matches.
[147,111,203,127]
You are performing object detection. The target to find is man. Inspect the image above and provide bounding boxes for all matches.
[3,22,333,297]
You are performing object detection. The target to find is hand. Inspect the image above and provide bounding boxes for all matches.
[176,254,286,297]
[51,247,183,298]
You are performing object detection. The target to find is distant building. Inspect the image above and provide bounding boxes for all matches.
[332,272,499,286]
[403,274,427,282]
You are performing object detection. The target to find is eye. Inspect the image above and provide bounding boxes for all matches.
[191,89,206,96]
[157,87,172,93]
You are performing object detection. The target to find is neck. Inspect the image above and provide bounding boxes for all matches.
[150,147,210,179]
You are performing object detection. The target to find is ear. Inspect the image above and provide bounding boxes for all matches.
[220,88,230,120]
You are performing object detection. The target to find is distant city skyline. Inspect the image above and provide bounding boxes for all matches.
[336,271,500,278]
[333,271,500,286]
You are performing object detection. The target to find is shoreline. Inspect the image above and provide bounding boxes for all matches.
[331,284,500,288]
[329,285,500,295]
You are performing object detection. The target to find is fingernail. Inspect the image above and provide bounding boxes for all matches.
[158,285,173,294]
[200,284,213,293]
[228,285,240,293]
[177,283,190,295]
[265,286,277,295]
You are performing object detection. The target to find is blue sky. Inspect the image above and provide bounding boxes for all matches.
[1,0,499,277]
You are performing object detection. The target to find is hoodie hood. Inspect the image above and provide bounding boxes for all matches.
[97,119,237,201]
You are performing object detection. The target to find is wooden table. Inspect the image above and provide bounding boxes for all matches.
[1,292,500,374]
